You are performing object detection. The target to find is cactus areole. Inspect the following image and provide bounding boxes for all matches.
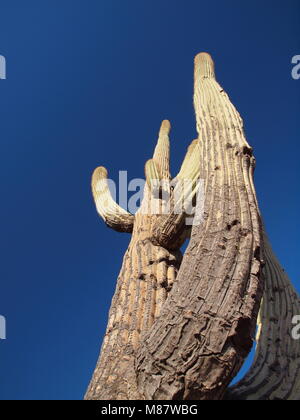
[85,53,300,400]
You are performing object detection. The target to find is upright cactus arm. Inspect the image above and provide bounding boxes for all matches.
[176,139,200,182]
[152,120,171,180]
[226,231,300,400]
[145,159,161,193]
[152,139,201,250]
[91,166,134,233]
[145,120,171,191]
[174,139,202,209]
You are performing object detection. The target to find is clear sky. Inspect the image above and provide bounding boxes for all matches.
[0,0,299,400]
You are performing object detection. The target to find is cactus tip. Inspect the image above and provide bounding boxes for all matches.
[194,52,215,79]
[97,166,108,176]
[92,166,108,182]
[160,119,171,134]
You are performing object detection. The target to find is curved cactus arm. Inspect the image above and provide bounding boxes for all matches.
[152,120,171,180]
[226,231,300,400]
[91,166,134,233]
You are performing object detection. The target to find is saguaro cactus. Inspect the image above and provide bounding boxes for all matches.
[85,53,300,400]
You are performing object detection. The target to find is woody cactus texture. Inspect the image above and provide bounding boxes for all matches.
[85,53,300,400]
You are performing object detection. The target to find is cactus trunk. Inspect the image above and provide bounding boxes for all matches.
[135,53,264,400]
[85,208,182,400]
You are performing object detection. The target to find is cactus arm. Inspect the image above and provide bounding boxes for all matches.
[145,159,161,193]
[174,138,201,212]
[152,120,171,180]
[151,139,201,250]
[176,139,200,181]
[226,231,300,400]
[91,166,134,233]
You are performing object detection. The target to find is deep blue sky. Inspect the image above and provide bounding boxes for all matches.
[0,0,299,400]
